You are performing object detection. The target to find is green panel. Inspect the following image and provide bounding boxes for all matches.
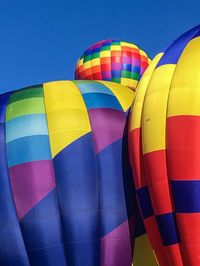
[73,80,99,84]
[6,97,45,121]
[131,72,140,80]
[121,70,131,78]
[8,85,43,104]
[100,46,111,51]
[111,77,121,83]
[111,42,121,45]
[84,55,91,63]
[91,52,100,59]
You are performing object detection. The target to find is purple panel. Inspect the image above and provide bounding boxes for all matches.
[131,58,141,66]
[101,218,134,266]
[88,108,126,153]
[122,57,132,64]
[9,160,56,220]
[101,71,111,79]
[111,63,122,70]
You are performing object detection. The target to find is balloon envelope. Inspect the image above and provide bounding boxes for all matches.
[0,80,137,266]
[75,40,151,91]
[129,24,200,266]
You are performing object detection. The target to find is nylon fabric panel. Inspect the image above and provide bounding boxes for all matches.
[43,81,91,157]
[167,37,200,117]
[97,81,135,112]
[0,92,30,266]
[52,133,100,266]
[166,35,200,265]
[128,52,166,266]
[5,86,67,266]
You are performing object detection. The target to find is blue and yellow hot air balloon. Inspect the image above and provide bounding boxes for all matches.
[129,24,200,266]
[0,80,138,266]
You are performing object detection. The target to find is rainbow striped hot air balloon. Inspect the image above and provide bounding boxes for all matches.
[0,80,137,266]
[75,40,151,91]
[129,24,200,266]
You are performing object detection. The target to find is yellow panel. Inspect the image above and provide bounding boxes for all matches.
[91,58,100,67]
[97,81,134,112]
[83,61,91,69]
[129,53,163,132]
[110,45,121,51]
[79,58,84,66]
[139,50,148,57]
[167,36,200,117]
[133,233,158,266]
[142,64,176,154]
[43,81,91,157]
[121,42,138,49]
[121,78,138,88]
[100,51,111,57]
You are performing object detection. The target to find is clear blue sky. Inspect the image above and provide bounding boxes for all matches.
[0,0,200,93]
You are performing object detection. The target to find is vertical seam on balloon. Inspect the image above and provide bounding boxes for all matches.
[3,91,31,266]
[74,82,101,263]
[42,84,68,265]
[164,28,200,263]
[131,54,167,261]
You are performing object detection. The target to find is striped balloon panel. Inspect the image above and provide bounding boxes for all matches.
[0,92,30,266]
[75,40,151,91]
[43,80,135,265]
[5,86,67,265]
[129,24,200,265]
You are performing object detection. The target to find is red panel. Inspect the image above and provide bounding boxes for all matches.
[128,128,147,189]
[93,73,102,80]
[143,150,174,215]
[91,65,101,74]
[111,51,121,57]
[167,115,200,180]
[100,57,111,64]
[177,213,200,265]
[121,51,132,58]
[111,56,121,63]
[100,64,111,71]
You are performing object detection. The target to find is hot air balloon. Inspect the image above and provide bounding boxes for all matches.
[0,80,137,266]
[75,40,151,91]
[129,24,200,266]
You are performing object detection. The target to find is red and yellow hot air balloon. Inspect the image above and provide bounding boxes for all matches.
[129,24,200,265]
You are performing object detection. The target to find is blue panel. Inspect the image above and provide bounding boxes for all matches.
[22,189,59,221]
[171,180,200,212]
[81,93,123,111]
[122,63,132,71]
[21,190,67,266]
[7,135,52,167]
[76,82,113,95]
[28,245,66,266]
[0,92,30,266]
[156,24,200,67]
[53,132,100,265]
[136,186,154,219]
[20,214,65,258]
[97,138,132,236]
[135,204,146,238]
[156,212,180,246]
[65,240,100,266]
[6,114,48,143]
[102,41,112,46]
[61,211,99,242]
[131,65,140,74]
[111,70,121,78]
